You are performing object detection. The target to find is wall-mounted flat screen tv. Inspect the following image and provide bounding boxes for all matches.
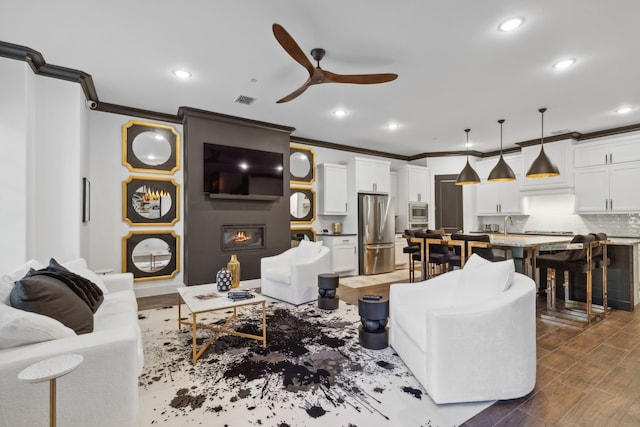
[203,142,284,199]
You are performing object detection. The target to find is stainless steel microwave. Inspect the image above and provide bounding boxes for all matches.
[408,202,428,223]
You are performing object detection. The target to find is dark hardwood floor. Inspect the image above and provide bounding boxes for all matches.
[137,275,640,426]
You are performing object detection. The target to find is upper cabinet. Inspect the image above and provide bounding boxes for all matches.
[574,134,640,213]
[405,165,429,202]
[574,135,640,168]
[520,140,574,192]
[474,155,527,215]
[350,157,391,193]
[317,163,348,215]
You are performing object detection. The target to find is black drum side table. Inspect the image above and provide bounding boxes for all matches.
[318,273,340,310]
[358,295,389,349]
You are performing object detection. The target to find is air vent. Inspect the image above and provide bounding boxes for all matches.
[235,95,255,105]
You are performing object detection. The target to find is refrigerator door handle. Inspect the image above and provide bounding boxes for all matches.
[368,243,395,250]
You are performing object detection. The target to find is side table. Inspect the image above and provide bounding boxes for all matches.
[18,353,84,427]
[358,295,389,349]
[318,273,340,310]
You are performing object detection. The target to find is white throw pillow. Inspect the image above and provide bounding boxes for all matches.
[452,254,515,307]
[0,304,76,349]
[0,275,14,305]
[5,259,44,282]
[292,240,323,264]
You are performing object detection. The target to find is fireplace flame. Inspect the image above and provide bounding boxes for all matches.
[234,231,252,243]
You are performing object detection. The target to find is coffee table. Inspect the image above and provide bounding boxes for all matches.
[177,283,266,365]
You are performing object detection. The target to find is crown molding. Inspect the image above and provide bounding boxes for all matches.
[3,39,640,160]
[0,41,99,102]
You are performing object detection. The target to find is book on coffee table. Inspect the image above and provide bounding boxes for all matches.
[194,293,221,301]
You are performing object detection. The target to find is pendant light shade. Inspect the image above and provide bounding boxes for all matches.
[488,119,516,182]
[456,128,481,185]
[526,108,560,178]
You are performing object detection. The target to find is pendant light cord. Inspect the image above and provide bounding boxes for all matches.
[539,107,547,147]
[465,128,471,159]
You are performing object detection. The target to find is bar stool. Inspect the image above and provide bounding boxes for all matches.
[415,231,453,279]
[536,234,608,326]
[403,229,422,282]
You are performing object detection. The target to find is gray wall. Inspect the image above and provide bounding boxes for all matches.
[182,109,294,285]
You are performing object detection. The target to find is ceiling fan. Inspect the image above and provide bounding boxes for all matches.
[272,23,398,103]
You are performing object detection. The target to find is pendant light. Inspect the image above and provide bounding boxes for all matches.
[526,108,560,178]
[455,128,481,185]
[488,119,516,182]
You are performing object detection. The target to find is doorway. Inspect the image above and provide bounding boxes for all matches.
[434,174,463,233]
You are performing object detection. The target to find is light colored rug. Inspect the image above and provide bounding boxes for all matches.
[339,269,412,288]
[137,300,492,426]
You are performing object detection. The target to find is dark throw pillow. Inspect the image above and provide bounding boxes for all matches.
[43,258,104,312]
[10,274,94,334]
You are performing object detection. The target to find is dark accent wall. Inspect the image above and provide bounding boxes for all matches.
[181,108,295,285]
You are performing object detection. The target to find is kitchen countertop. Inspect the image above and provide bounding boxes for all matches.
[316,233,357,237]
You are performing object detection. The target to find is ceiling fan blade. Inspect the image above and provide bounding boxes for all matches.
[276,79,313,103]
[272,24,314,75]
[324,71,398,84]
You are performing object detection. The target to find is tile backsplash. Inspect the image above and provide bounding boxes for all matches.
[479,194,640,237]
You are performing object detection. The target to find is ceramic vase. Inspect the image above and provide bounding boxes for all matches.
[227,254,240,288]
[216,267,232,292]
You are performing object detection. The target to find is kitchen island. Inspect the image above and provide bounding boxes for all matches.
[412,233,640,312]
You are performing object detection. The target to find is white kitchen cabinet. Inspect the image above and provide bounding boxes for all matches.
[395,234,408,268]
[395,164,430,230]
[575,163,640,213]
[318,235,357,275]
[350,157,391,193]
[317,163,348,215]
[520,139,573,192]
[574,135,640,168]
[475,155,526,215]
[406,165,429,202]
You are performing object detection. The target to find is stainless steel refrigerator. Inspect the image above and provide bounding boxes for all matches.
[358,193,395,275]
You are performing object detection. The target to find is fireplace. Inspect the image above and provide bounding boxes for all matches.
[222,225,266,251]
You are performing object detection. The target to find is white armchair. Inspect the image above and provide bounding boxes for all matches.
[389,254,536,404]
[261,241,331,305]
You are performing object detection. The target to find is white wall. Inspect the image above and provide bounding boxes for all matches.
[31,76,85,262]
[0,58,87,271]
[88,111,184,296]
[0,58,29,272]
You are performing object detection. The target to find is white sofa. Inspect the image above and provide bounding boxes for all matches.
[0,258,143,427]
[261,240,331,305]
[389,254,536,404]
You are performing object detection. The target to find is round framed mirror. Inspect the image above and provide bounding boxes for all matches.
[289,145,315,184]
[290,192,311,218]
[123,231,179,281]
[123,120,180,174]
[131,238,172,273]
[290,186,315,224]
[290,152,311,179]
[123,176,179,226]
[132,132,172,166]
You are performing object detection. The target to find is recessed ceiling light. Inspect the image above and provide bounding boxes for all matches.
[172,69,192,79]
[552,58,576,70]
[333,109,347,118]
[498,17,524,32]
[616,106,633,114]
[386,122,399,131]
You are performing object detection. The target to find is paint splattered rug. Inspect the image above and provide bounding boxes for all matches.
[137,301,492,427]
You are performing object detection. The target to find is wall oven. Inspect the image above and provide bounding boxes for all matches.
[408,202,428,223]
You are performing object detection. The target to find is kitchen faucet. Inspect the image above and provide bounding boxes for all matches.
[504,215,514,238]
